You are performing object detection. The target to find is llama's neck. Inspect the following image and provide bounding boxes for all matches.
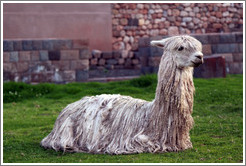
[153,55,194,109]
[147,55,195,149]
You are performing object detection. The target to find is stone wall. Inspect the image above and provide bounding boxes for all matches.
[112,3,243,53]
[3,39,90,83]
[3,32,243,83]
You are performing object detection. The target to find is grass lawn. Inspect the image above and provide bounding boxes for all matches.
[3,74,243,163]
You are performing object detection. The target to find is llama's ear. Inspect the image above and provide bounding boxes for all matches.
[150,39,166,49]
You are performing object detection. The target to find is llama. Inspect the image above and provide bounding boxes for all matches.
[41,35,203,154]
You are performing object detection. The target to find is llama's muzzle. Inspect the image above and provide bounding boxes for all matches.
[192,53,204,67]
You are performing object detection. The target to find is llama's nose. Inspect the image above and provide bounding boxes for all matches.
[195,54,203,60]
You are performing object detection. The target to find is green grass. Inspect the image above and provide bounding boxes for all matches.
[3,74,243,163]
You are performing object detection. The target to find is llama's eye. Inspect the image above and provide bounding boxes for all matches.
[178,46,184,51]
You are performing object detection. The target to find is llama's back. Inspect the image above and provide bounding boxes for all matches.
[41,94,153,154]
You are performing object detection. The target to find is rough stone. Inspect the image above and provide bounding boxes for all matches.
[98,59,106,66]
[102,52,113,59]
[182,17,192,22]
[106,59,118,65]
[118,58,125,65]
[113,51,121,59]
[132,59,139,65]
[168,26,179,35]
[120,18,128,25]
[121,50,129,58]
[180,11,188,16]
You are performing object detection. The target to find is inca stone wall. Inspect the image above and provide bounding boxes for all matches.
[3,39,90,83]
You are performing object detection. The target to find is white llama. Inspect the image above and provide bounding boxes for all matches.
[41,35,203,154]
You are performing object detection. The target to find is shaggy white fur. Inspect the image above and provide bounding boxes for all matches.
[41,35,203,154]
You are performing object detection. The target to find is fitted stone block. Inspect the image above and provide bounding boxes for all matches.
[3,52,10,62]
[52,60,70,70]
[16,62,29,72]
[9,51,19,62]
[208,34,220,44]
[148,56,161,67]
[202,44,212,55]
[70,60,89,70]
[19,51,31,61]
[13,41,22,51]
[60,50,79,60]
[39,50,49,61]
[3,63,16,72]
[48,51,61,60]
[76,70,89,82]
[31,51,40,61]
[219,33,236,43]
[192,34,209,44]
[233,53,243,62]
[228,62,243,74]
[80,48,91,59]
[194,55,226,78]
[53,40,72,50]
[3,41,14,51]
[235,33,243,43]
[43,40,54,50]
[32,40,43,50]
[63,70,76,81]
[211,44,239,54]
[22,40,33,50]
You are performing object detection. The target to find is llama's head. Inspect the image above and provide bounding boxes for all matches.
[151,35,203,69]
